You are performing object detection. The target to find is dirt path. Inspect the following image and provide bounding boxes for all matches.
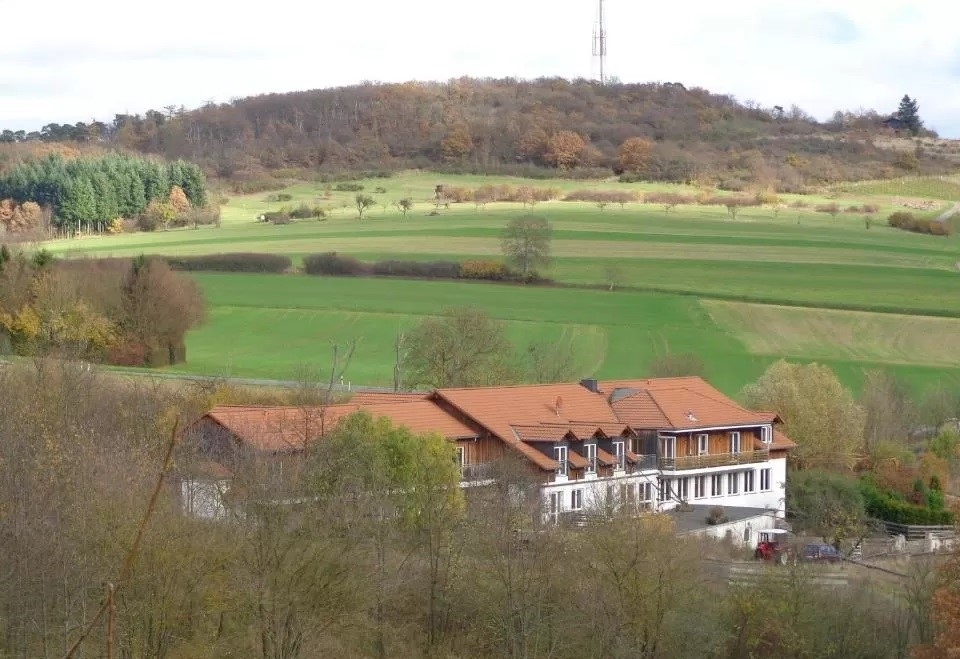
[936,201,960,223]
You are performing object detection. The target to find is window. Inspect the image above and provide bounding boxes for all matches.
[727,472,739,495]
[761,425,772,444]
[660,436,676,459]
[677,477,689,501]
[694,475,706,499]
[697,433,709,455]
[760,468,772,491]
[613,441,626,471]
[570,489,583,511]
[621,482,635,509]
[730,431,742,454]
[657,478,670,502]
[584,443,597,474]
[455,446,466,474]
[548,492,561,521]
[639,482,653,510]
[711,474,723,497]
[606,484,616,508]
[744,470,756,493]
[554,446,568,478]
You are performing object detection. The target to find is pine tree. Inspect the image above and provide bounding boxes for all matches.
[897,95,922,135]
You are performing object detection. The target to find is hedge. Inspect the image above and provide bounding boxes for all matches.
[303,252,369,276]
[164,253,292,273]
[859,478,955,525]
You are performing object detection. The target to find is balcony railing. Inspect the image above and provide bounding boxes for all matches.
[632,454,658,471]
[461,462,496,482]
[659,449,768,471]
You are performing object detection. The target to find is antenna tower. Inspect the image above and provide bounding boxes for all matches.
[592,0,607,84]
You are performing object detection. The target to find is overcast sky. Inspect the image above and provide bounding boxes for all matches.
[1,0,958,137]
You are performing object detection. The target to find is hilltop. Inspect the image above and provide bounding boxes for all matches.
[2,78,957,191]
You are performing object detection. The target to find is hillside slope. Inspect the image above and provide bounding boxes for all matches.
[3,78,956,188]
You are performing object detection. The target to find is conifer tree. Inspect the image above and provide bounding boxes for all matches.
[897,95,922,135]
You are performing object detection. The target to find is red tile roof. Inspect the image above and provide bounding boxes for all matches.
[601,377,779,431]
[206,399,477,452]
[435,383,622,470]
[348,391,429,405]
[207,405,361,452]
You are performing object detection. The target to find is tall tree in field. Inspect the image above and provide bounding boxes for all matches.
[402,306,516,388]
[355,193,375,219]
[897,95,922,135]
[618,136,653,174]
[544,130,586,169]
[742,360,865,471]
[501,215,552,278]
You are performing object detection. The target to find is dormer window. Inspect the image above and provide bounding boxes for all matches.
[584,443,597,474]
[760,426,772,444]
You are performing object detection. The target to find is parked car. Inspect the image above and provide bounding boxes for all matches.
[801,543,842,563]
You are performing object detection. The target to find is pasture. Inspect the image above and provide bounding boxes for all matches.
[36,172,960,394]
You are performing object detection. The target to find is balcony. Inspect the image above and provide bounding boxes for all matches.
[659,449,769,471]
[631,454,658,471]
[461,462,496,483]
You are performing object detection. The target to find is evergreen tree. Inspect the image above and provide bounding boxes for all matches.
[58,178,96,229]
[897,95,922,135]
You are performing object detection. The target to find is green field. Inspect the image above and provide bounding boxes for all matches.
[38,172,960,395]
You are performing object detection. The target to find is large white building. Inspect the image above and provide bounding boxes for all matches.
[184,377,794,533]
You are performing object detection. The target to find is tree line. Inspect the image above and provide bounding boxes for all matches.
[0,79,946,191]
[0,152,207,233]
[0,359,934,658]
[0,249,205,366]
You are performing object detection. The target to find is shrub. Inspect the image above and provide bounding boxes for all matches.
[718,179,746,192]
[706,506,729,525]
[334,182,365,192]
[460,260,510,280]
[266,192,294,202]
[373,186,388,194]
[181,207,221,228]
[860,477,955,525]
[164,253,291,274]
[563,190,637,205]
[263,211,291,225]
[863,204,880,213]
[815,203,841,216]
[370,260,460,279]
[303,252,369,276]
[789,199,810,209]
[644,192,696,210]
[442,186,473,203]
[289,203,325,220]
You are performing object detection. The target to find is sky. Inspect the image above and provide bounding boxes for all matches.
[1,0,959,137]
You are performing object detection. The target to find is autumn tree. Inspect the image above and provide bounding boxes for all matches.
[861,370,917,457]
[743,360,865,471]
[525,334,581,384]
[138,199,176,231]
[618,136,653,174]
[355,193,375,219]
[119,256,206,366]
[167,185,192,213]
[440,124,473,161]
[500,214,552,278]
[544,130,586,169]
[401,306,515,388]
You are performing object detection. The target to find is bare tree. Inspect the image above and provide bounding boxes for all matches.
[501,215,552,279]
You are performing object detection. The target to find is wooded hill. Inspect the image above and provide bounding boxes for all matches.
[3,78,955,190]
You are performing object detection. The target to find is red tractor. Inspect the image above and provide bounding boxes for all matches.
[754,529,793,565]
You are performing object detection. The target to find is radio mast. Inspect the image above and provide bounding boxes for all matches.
[592,0,607,84]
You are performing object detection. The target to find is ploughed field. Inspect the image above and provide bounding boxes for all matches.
[42,173,960,395]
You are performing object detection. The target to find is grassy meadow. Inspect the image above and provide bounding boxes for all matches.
[39,171,960,395]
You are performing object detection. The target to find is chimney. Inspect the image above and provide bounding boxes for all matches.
[580,378,600,393]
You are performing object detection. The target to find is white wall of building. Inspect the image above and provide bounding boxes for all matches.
[539,457,787,519]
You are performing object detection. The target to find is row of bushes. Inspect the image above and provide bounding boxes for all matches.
[302,253,538,283]
[164,253,293,273]
[437,184,562,204]
[888,211,951,236]
[563,190,637,205]
[859,477,955,525]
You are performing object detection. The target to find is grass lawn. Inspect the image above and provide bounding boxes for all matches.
[169,273,960,396]
[32,171,960,394]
